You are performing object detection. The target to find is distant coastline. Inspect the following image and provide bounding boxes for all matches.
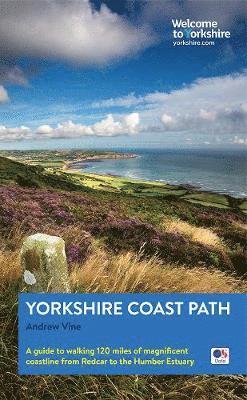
[1,148,245,200]
[64,152,138,170]
[65,148,247,199]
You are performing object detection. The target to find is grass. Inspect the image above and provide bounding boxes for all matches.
[182,192,229,206]
[0,156,91,192]
[71,251,244,293]
[0,249,20,285]
[2,241,243,294]
[239,200,247,214]
[67,172,245,212]
[184,198,230,209]
[163,218,222,248]
[29,160,65,168]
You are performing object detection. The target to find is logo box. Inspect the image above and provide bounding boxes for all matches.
[211,348,230,364]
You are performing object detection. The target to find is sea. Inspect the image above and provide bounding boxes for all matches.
[76,148,247,198]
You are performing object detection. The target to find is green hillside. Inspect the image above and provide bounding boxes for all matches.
[0,156,90,192]
[0,155,246,214]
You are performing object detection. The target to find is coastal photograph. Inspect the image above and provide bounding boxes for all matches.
[0,0,246,399]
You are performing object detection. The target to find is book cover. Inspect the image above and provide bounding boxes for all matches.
[0,1,246,399]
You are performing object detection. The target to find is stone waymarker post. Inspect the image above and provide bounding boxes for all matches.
[21,233,71,292]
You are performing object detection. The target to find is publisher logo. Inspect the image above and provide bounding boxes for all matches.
[171,19,231,47]
[211,348,229,364]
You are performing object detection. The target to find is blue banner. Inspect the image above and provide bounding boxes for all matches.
[18,293,247,375]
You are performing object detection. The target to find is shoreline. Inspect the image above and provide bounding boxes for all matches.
[66,167,246,201]
[63,152,138,171]
[64,154,246,201]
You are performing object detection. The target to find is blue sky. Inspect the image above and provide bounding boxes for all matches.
[0,0,246,149]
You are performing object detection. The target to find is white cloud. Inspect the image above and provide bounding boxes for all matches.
[92,72,247,135]
[92,93,142,108]
[233,135,247,145]
[44,113,140,138]
[36,125,54,135]
[124,112,140,134]
[199,109,216,121]
[93,115,122,136]
[0,86,9,103]
[0,112,140,141]
[1,71,246,142]
[161,113,175,129]
[159,105,247,134]
[0,125,31,140]
[0,1,154,65]
[92,91,168,109]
